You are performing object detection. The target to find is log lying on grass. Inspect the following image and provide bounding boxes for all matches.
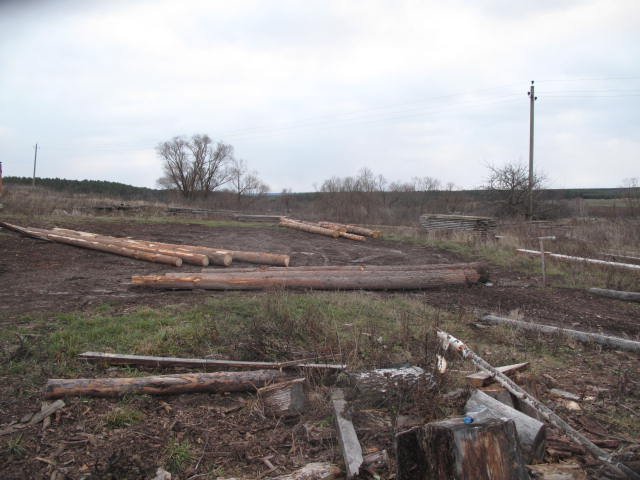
[132,263,485,291]
[44,369,288,399]
[480,314,640,353]
[466,389,546,463]
[396,416,529,480]
[280,218,340,238]
[588,287,640,303]
[78,351,346,371]
[517,248,640,271]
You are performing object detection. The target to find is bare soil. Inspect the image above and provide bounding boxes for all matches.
[1,219,638,479]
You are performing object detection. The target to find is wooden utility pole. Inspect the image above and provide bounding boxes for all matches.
[527,82,537,219]
[32,143,38,187]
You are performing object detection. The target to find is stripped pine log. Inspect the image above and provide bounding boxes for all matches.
[318,222,382,238]
[466,389,546,463]
[48,229,210,266]
[78,352,346,371]
[438,330,640,480]
[132,265,483,291]
[52,228,290,267]
[23,228,183,266]
[588,288,640,303]
[185,262,486,274]
[517,249,640,271]
[396,417,529,480]
[258,378,306,417]
[480,314,640,353]
[44,370,288,399]
[331,389,363,479]
[466,362,529,387]
[51,230,233,267]
[280,218,340,238]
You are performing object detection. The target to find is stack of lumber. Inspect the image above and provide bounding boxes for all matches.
[0,222,289,268]
[280,218,374,241]
[419,214,497,235]
[132,263,487,290]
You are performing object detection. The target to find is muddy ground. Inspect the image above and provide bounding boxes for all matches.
[1,219,639,479]
[1,220,638,337]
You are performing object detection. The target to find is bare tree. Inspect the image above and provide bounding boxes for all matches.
[485,162,545,217]
[156,136,196,198]
[228,158,270,207]
[157,134,234,199]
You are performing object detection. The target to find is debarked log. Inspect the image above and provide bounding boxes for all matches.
[44,370,288,399]
[132,267,483,290]
[279,218,340,238]
[37,230,183,267]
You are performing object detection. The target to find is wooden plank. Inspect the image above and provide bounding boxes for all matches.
[331,389,363,479]
[466,362,529,387]
[78,351,346,371]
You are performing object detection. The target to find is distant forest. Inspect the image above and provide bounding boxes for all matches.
[4,176,165,200]
[4,176,630,201]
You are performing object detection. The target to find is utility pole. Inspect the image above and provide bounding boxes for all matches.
[527,81,537,220]
[32,143,38,187]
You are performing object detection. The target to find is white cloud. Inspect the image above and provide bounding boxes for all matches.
[0,0,638,190]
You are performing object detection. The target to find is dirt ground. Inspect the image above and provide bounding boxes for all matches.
[1,219,639,479]
[1,220,638,338]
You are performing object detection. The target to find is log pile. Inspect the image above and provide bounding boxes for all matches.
[0,222,289,267]
[132,263,487,291]
[419,213,497,236]
[279,218,376,241]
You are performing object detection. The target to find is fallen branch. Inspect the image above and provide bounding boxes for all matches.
[466,362,529,387]
[437,330,640,480]
[480,314,640,353]
[45,370,288,399]
[588,288,640,303]
[517,248,640,271]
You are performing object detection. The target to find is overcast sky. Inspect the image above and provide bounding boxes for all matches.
[0,0,638,192]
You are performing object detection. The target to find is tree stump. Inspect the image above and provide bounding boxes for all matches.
[395,417,529,480]
[258,378,306,417]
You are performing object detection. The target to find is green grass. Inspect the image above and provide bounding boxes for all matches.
[165,439,194,473]
[104,406,145,429]
[4,434,26,460]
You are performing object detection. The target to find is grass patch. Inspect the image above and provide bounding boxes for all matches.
[104,406,145,429]
[165,439,194,473]
[4,434,27,460]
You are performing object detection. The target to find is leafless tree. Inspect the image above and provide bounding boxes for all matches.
[156,134,234,199]
[228,158,270,206]
[485,162,545,217]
